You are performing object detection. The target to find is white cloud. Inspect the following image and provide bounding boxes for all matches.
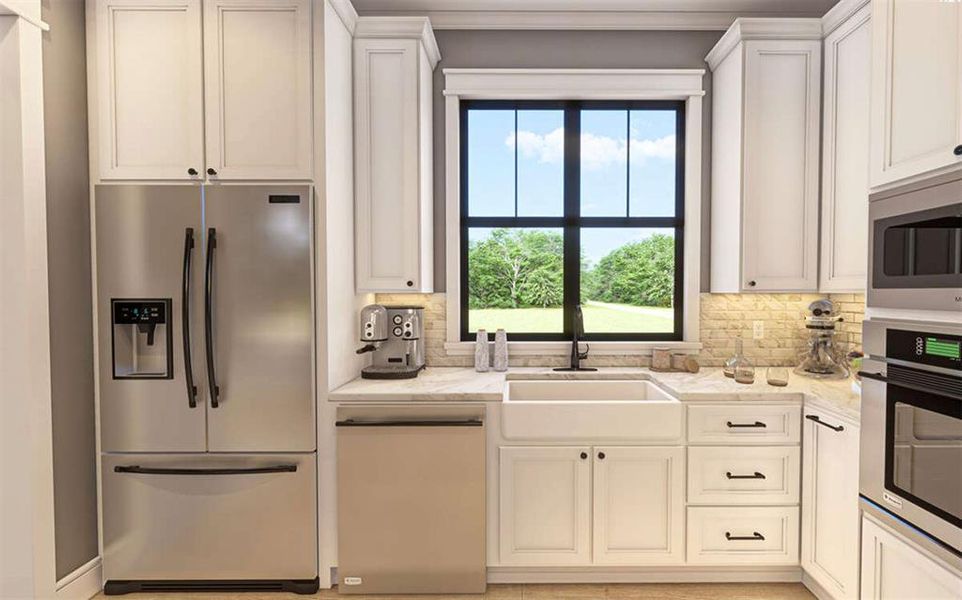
[505,128,675,170]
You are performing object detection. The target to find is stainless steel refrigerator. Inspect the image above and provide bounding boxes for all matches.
[95,185,317,595]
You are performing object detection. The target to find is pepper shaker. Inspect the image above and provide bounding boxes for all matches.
[493,329,508,372]
[474,329,490,372]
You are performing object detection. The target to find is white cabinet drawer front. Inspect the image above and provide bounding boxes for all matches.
[688,446,800,505]
[688,405,801,444]
[686,506,800,565]
[501,401,684,443]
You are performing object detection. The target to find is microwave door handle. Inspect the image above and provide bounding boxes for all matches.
[182,228,197,408]
[205,228,220,408]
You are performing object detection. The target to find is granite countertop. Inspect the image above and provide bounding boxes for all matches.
[328,366,861,418]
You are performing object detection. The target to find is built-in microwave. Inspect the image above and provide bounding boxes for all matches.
[860,319,962,560]
[868,173,962,312]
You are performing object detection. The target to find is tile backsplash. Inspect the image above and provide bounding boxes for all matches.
[374,292,865,369]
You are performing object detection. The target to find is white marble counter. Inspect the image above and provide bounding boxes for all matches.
[328,366,861,418]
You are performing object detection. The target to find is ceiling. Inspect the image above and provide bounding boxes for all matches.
[350,0,840,30]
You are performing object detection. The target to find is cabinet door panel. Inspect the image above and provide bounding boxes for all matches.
[593,447,684,565]
[498,446,590,566]
[870,0,962,188]
[203,0,312,180]
[742,40,820,291]
[860,515,962,599]
[820,7,871,292]
[95,0,203,180]
[802,409,860,599]
[354,39,422,291]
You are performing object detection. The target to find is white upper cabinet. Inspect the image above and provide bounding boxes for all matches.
[203,0,312,180]
[870,0,962,190]
[708,20,822,293]
[92,0,312,182]
[354,17,439,293]
[820,2,871,292]
[95,0,204,180]
[801,406,860,600]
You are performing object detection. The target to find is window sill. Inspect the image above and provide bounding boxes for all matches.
[443,340,702,357]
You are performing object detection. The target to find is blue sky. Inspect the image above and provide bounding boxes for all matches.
[467,108,677,263]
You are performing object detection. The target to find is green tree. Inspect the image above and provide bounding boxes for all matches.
[584,234,675,307]
[468,229,563,309]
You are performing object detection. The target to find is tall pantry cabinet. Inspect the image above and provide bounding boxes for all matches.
[92,0,313,181]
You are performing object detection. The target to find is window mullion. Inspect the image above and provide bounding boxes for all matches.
[562,103,581,338]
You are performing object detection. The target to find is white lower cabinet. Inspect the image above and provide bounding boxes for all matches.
[688,445,800,506]
[499,446,591,566]
[801,407,860,599]
[860,515,962,600]
[687,506,800,565]
[498,445,683,566]
[593,446,685,565]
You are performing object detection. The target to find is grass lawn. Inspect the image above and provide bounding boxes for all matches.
[468,301,673,334]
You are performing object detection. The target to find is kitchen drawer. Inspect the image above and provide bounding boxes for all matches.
[688,446,800,505]
[686,506,800,565]
[687,405,801,445]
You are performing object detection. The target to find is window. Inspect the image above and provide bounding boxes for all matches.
[460,100,685,341]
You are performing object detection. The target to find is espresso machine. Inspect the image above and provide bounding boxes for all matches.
[795,299,850,379]
[356,305,426,379]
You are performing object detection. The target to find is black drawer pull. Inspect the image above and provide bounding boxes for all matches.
[726,421,766,429]
[726,471,766,480]
[806,414,844,432]
[725,531,765,541]
[114,465,296,476]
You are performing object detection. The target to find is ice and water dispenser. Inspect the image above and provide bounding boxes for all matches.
[111,299,172,379]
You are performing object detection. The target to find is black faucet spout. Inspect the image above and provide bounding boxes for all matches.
[554,304,597,372]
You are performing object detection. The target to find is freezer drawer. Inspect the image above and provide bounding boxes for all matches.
[102,453,317,583]
[336,406,486,594]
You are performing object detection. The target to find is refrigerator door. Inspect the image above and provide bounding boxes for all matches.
[203,186,314,452]
[102,453,317,581]
[96,185,207,452]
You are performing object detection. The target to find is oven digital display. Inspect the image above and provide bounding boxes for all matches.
[926,337,961,360]
[887,329,962,370]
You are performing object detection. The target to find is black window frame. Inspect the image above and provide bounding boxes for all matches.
[459,99,686,342]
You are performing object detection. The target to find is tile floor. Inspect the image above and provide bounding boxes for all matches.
[96,582,816,599]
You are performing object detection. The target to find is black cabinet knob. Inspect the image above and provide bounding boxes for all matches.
[580,452,588,460]
[747,280,757,287]
[954,144,962,156]
[187,167,198,176]
[598,452,606,460]
[207,168,217,176]
[406,280,414,287]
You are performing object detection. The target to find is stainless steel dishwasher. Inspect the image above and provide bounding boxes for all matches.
[335,405,486,595]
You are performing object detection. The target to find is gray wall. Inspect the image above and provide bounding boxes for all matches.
[42,0,98,580]
[430,29,723,292]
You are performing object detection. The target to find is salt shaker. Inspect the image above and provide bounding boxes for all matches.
[475,329,490,372]
[493,329,508,372]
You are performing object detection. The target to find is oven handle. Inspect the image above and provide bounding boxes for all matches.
[859,370,962,401]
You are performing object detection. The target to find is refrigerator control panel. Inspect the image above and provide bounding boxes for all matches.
[111,299,173,380]
[113,300,168,325]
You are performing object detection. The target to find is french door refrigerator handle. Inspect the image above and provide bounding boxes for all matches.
[182,228,197,408]
[113,464,297,475]
[205,227,220,408]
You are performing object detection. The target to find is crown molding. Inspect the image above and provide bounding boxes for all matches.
[328,0,359,34]
[443,68,706,99]
[820,0,870,36]
[705,17,823,69]
[354,16,441,68]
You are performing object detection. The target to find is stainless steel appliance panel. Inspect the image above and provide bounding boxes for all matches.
[204,186,314,452]
[102,453,317,581]
[868,175,962,311]
[96,185,207,452]
[336,405,486,594]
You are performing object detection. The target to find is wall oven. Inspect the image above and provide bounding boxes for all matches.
[868,173,962,312]
[860,319,962,561]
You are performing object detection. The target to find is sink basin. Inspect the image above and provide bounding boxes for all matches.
[505,379,675,403]
[500,379,683,442]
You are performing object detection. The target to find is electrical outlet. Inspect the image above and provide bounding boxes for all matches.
[753,320,764,340]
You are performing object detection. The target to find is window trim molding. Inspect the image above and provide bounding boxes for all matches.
[444,68,704,353]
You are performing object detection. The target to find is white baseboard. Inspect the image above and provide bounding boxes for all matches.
[801,570,840,600]
[488,565,803,584]
[56,557,102,600]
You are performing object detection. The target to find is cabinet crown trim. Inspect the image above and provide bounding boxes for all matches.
[330,0,359,34]
[706,17,823,69]
[820,0,870,36]
[354,16,441,68]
